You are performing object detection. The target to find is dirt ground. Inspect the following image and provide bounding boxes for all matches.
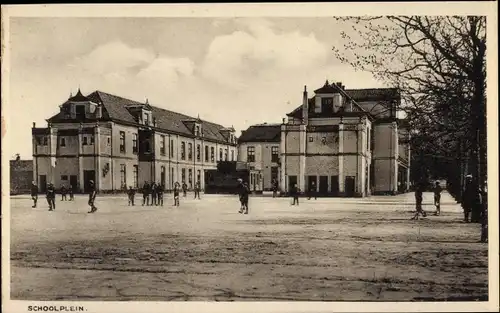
[9,192,488,301]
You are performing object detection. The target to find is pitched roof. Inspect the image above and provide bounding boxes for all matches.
[286,87,400,118]
[49,90,234,143]
[238,124,281,143]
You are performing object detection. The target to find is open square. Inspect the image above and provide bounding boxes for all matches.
[10,192,488,301]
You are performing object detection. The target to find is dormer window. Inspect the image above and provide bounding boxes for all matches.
[321,98,333,114]
[195,125,201,136]
[75,105,86,119]
[144,113,150,126]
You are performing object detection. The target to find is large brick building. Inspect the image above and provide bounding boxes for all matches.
[238,81,411,197]
[32,90,237,193]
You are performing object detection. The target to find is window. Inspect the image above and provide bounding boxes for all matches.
[321,97,333,113]
[132,134,138,154]
[133,165,138,188]
[160,166,166,186]
[205,146,209,162]
[271,146,279,163]
[107,137,111,146]
[231,150,234,161]
[196,144,201,161]
[75,105,85,119]
[119,131,126,153]
[120,164,127,188]
[83,136,88,146]
[188,169,193,188]
[197,170,201,183]
[160,135,166,155]
[210,147,215,162]
[309,136,313,142]
[367,128,371,151]
[247,146,255,162]
[144,113,150,126]
[181,142,186,160]
[195,125,200,136]
[61,175,68,181]
[43,136,48,146]
[219,148,223,161]
[181,168,186,182]
[144,140,151,153]
[59,137,66,147]
[224,149,228,161]
[90,135,94,145]
[170,139,174,157]
[188,143,193,160]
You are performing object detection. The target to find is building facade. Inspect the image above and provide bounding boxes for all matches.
[32,90,238,193]
[237,123,281,191]
[239,81,411,197]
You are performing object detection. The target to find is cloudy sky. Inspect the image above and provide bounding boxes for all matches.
[8,17,386,159]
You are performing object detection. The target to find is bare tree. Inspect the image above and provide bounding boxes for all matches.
[333,16,486,191]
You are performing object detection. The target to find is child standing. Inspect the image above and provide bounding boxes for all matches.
[433,181,442,216]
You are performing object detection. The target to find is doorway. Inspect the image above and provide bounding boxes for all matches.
[39,175,47,193]
[70,175,78,192]
[288,175,297,193]
[319,176,328,195]
[83,170,96,193]
[330,176,339,196]
[345,176,356,197]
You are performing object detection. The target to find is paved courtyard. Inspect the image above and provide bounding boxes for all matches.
[9,192,488,301]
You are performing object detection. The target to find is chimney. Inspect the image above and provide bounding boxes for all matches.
[32,122,36,128]
[282,118,286,124]
[302,85,308,124]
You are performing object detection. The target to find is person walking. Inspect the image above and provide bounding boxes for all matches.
[194,181,201,199]
[308,181,317,200]
[87,180,98,213]
[411,182,427,220]
[240,181,250,214]
[46,183,56,211]
[127,186,136,206]
[60,185,67,201]
[237,178,245,213]
[30,181,38,208]
[290,184,300,206]
[433,181,442,216]
[182,182,188,197]
[142,181,150,206]
[173,182,181,206]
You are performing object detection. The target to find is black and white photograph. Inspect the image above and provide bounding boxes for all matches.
[1,3,498,313]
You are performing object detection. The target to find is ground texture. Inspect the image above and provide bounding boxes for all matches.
[10,192,488,301]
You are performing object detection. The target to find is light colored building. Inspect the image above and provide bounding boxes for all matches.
[239,81,411,197]
[32,89,238,193]
[238,123,281,191]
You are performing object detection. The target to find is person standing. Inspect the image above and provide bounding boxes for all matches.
[142,181,150,206]
[30,181,38,208]
[411,182,427,220]
[290,184,300,206]
[308,181,317,200]
[150,182,157,206]
[157,183,164,206]
[433,181,442,216]
[237,178,245,213]
[182,182,188,197]
[46,183,56,211]
[194,181,201,199]
[127,186,136,206]
[461,175,480,223]
[88,180,98,213]
[68,184,74,201]
[173,182,180,206]
[60,185,67,201]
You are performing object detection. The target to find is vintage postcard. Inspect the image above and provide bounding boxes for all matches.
[1,2,498,313]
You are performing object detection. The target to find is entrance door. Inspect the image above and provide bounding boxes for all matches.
[83,170,96,193]
[70,175,78,192]
[345,176,356,197]
[331,176,339,196]
[39,175,47,193]
[319,176,328,195]
[288,175,297,193]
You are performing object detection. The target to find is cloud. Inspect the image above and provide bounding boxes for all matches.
[200,18,330,89]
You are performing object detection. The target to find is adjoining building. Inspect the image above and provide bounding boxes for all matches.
[238,81,411,197]
[32,89,238,193]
